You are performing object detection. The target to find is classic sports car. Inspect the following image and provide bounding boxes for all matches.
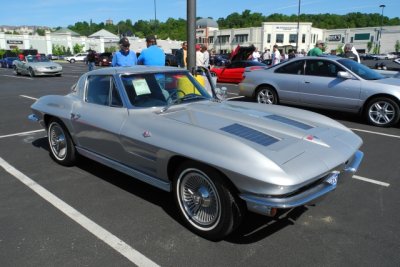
[29,66,363,240]
[211,45,266,83]
[239,56,400,127]
[13,55,62,77]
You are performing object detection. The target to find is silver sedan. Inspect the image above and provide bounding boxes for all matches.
[239,56,400,127]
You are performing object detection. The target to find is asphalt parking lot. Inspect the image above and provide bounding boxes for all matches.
[1,62,399,267]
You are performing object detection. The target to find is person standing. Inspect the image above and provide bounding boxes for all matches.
[201,45,210,69]
[307,40,325,56]
[111,37,137,67]
[252,47,261,62]
[175,41,187,68]
[87,49,96,71]
[137,35,165,66]
[262,49,271,60]
[195,44,204,67]
[271,45,281,65]
[341,43,358,62]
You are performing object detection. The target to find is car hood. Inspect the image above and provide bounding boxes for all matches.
[160,101,361,173]
[29,62,61,68]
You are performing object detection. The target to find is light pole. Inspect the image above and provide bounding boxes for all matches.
[296,0,301,53]
[379,4,385,54]
[154,0,157,34]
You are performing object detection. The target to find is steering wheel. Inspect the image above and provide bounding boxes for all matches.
[166,89,186,103]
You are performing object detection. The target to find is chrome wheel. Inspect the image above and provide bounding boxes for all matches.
[177,168,221,230]
[48,122,67,161]
[257,87,277,104]
[367,98,399,127]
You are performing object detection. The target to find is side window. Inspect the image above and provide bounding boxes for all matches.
[275,60,304,75]
[305,60,343,78]
[86,75,122,107]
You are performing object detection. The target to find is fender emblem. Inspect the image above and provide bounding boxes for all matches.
[143,131,151,138]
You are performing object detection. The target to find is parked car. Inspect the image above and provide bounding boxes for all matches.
[360,53,376,60]
[64,53,88,63]
[1,56,18,68]
[210,54,229,66]
[239,56,400,127]
[165,53,178,66]
[13,54,62,77]
[95,52,112,66]
[211,46,266,83]
[373,53,397,60]
[28,66,363,240]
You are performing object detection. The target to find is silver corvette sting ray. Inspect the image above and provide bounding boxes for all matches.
[29,66,363,240]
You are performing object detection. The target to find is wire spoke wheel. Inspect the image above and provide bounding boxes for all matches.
[179,169,220,228]
[49,122,67,160]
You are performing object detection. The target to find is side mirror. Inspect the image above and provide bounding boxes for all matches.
[215,87,227,101]
[337,71,353,79]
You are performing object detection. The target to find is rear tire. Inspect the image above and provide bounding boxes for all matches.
[173,161,245,241]
[256,86,278,104]
[364,97,400,127]
[47,119,76,166]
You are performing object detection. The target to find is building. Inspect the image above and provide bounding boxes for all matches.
[195,18,400,54]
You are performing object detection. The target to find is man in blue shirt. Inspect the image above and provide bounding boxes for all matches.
[111,37,137,67]
[137,35,165,66]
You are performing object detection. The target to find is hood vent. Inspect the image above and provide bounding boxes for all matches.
[265,115,313,130]
[221,123,279,146]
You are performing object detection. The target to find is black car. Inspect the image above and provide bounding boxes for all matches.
[95,52,112,66]
[165,53,178,66]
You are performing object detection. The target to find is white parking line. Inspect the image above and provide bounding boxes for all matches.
[0,157,159,267]
[353,175,390,187]
[351,128,400,139]
[0,129,45,139]
[1,75,33,80]
[20,95,38,101]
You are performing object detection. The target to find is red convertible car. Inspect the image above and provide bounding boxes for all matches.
[211,45,266,83]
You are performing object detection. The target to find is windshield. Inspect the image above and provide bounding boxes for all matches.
[338,59,385,80]
[121,71,211,108]
[25,55,50,63]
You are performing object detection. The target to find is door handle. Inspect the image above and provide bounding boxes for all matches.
[304,81,311,84]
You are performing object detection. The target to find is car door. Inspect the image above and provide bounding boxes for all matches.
[299,59,361,111]
[70,74,129,162]
[220,61,245,82]
[272,59,305,104]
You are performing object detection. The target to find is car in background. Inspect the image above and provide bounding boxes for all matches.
[95,52,112,66]
[373,53,398,60]
[239,56,400,127]
[360,54,376,60]
[64,52,88,63]
[1,56,18,68]
[210,54,229,66]
[28,66,363,240]
[47,54,60,60]
[165,53,178,66]
[13,54,62,77]
[211,45,266,83]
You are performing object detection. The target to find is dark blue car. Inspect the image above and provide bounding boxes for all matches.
[1,57,18,68]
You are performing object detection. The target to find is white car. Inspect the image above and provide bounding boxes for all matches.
[373,53,397,60]
[64,53,88,63]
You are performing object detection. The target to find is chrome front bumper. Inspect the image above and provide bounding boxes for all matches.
[240,150,364,215]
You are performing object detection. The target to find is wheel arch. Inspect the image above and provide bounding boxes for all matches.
[166,156,241,195]
[361,93,400,114]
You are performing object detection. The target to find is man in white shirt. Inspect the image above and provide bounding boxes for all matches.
[271,44,281,65]
[196,44,204,67]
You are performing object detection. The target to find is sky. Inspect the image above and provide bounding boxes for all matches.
[1,0,399,28]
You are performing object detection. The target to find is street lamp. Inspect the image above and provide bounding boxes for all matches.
[154,0,157,34]
[379,4,385,53]
[296,0,301,53]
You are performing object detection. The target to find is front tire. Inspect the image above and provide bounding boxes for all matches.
[365,97,400,127]
[173,161,245,241]
[29,68,35,77]
[70,59,75,63]
[47,119,76,166]
[14,66,20,75]
[256,86,278,104]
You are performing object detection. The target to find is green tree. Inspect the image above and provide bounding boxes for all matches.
[367,41,373,53]
[105,46,117,53]
[73,44,84,54]
[36,29,46,36]
[395,40,400,53]
[0,49,6,59]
